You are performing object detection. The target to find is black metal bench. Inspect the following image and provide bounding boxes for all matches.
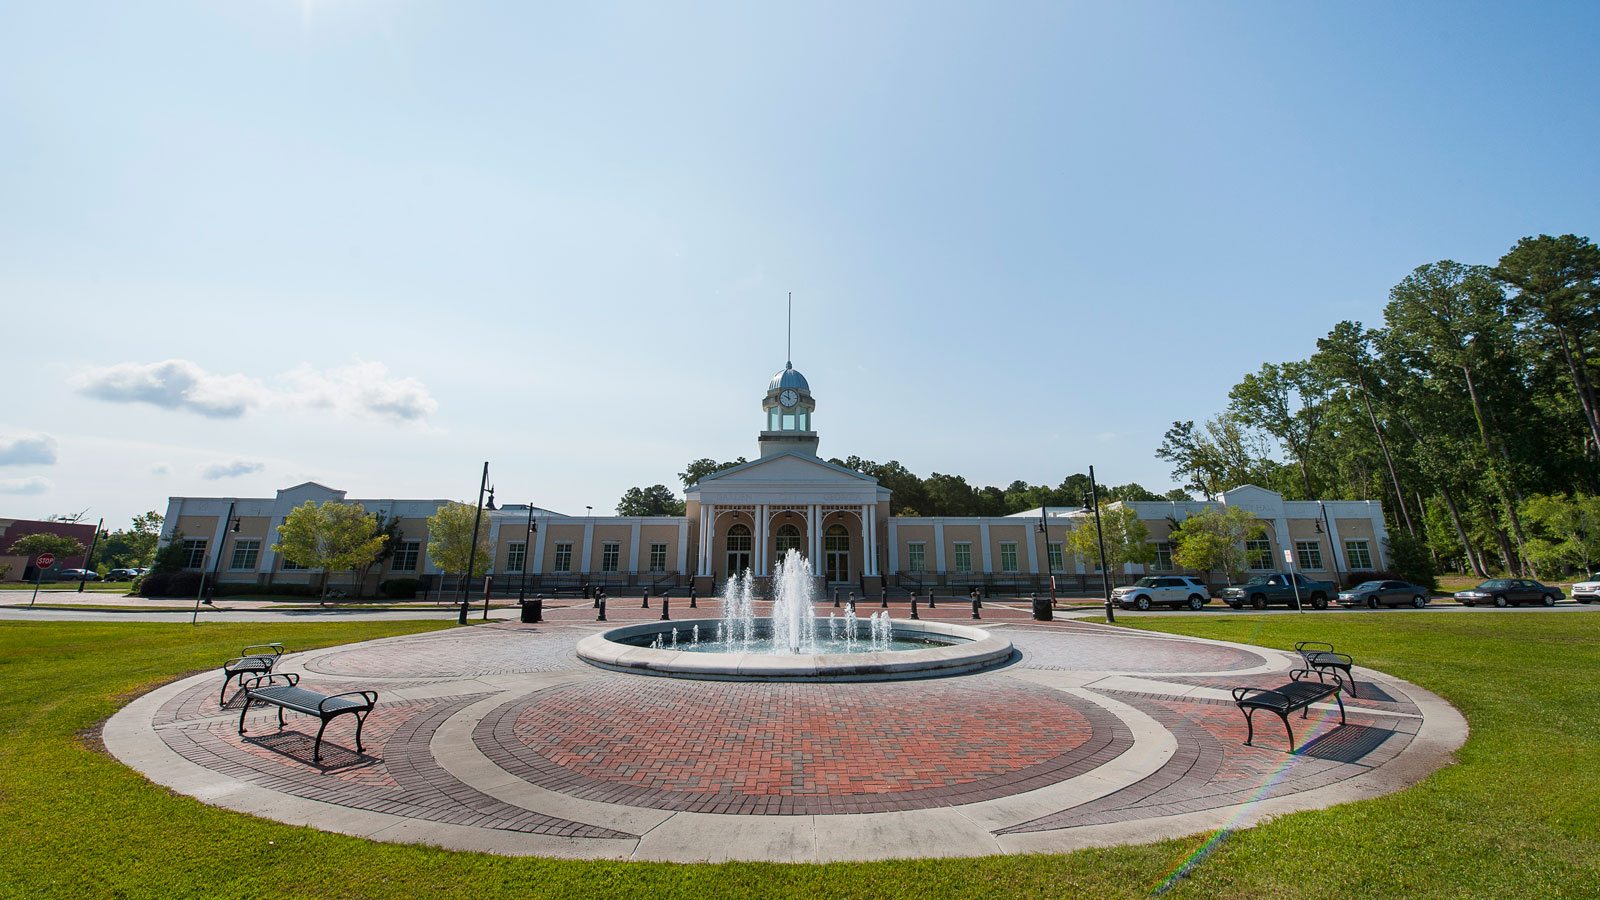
[237,673,377,762]
[1295,640,1360,698]
[219,643,285,705]
[1231,668,1346,752]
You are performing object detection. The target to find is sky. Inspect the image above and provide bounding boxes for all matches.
[2,1,1598,528]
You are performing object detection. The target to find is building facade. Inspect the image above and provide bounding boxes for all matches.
[159,362,1390,595]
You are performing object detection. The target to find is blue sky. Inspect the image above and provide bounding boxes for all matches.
[2,1,1597,527]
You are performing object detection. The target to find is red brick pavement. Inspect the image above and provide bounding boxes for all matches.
[478,675,1132,815]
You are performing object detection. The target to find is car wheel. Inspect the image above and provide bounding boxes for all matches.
[1579,598,1592,604]
[1460,601,1473,607]
[1251,595,1267,610]
[1493,594,1508,608]
[1311,595,1328,610]
[1188,595,1206,611]
[1228,602,1242,610]
[1367,596,1378,610]
[1543,593,1557,607]
[1135,596,1151,611]
[1412,594,1427,609]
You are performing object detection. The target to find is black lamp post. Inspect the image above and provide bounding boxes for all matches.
[196,503,237,625]
[1036,508,1056,607]
[518,504,538,603]
[1317,501,1344,590]
[78,516,104,594]
[1087,466,1114,623]
[459,462,494,625]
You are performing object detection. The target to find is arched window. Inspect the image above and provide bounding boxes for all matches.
[727,523,752,552]
[824,524,849,552]
[775,523,802,555]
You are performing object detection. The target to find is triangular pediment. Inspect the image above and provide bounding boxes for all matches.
[275,482,348,504]
[696,453,877,487]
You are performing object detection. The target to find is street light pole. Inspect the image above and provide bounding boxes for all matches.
[196,502,235,625]
[460,462,492,625]
[1319,501,1344,590]
[1088,466,1115,623]
[1037,508,1057,607]
[518,504,537,603]
[78,517,103,593]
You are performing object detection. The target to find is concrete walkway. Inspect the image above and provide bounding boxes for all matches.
[100,606,1466,862]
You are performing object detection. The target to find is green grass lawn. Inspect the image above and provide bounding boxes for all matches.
[2,615,1597,898]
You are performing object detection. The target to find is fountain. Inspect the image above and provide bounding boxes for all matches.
[575,549,1013,681]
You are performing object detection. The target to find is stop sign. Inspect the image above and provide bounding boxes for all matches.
[35,553,55,568]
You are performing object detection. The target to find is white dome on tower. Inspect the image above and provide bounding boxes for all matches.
[768,364,810,393]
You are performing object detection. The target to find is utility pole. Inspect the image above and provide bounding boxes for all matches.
[1089,466,1114,623]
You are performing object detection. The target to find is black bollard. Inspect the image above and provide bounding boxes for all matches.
[457,600,469,625]
[927,588,935,609]
[881,592,889,609]
[642,589,650,609]
[910,593,920,620]
[972,594,981,619]
[833,588,841,608]
[689,587,697,609]
[660,593,671,621]
[848,592,856,612]
[597,596,607,621]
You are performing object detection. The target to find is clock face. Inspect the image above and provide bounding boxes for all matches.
[779,389,799,408]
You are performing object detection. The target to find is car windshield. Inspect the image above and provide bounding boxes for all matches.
[1478,580,1511,590]
[1352,581,1383,591]
[1133,577,1160,587]
[1244,576,1272,585]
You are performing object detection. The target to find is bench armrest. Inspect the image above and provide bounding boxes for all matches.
[241,643,285,658]
[320,690,378,713]
[1289,667,1344,691]
[241,672,299,692]
[1295,640,1335,654]
[1232,686,1292,705]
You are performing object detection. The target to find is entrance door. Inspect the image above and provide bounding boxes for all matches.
[726,524,752,576]
[824,524,850,583]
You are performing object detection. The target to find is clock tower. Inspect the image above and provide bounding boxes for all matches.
[759,362,819,458]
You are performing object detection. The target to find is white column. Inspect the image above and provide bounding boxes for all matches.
[531,518,547,572]
[1323,506,1347,572]
[676,519,688,575]
[979,522,992,573]
[1271,518,1293,569]
[934,521,947,572]
[1025,523,1039,574]
[628,520,641,573]
[887,519,899,573]
[754,504,767,574]
[207,512,231,572]
[580,520,595,573]
[698,506,710,576]
[867,505,879,576]
[810,504,822,576]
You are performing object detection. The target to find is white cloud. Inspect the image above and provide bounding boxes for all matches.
[283,362,438,422]
[202,460,264,480]
[70,359,266,418]
[69,359,437,423]
[0,475,52,494]
[0,432,58,466]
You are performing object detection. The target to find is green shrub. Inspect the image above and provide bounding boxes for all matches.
[378,578,421,599]
[167,571,205,597]
[137,572,172,597]
[1384,532,1438,591]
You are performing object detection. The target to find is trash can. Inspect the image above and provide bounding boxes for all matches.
[1031,592,1052,621]
[520,597,543,623]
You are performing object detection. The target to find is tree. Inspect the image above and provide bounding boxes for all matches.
[151,532,190,573]
[426,501,490,584]
[1065,503,1154,576]
[1227,361,1326,498]
[1496,234,1600,458]
[616,484,687,516]
[351,513,404,597]
[1385,530,1438,591]
[7,532,86,562]
[678,458,747,488]
[1170,506,1266,585]
[1313,321,1416,534]
[97,511,164,568]
[1519,493,1600,576]
[273,501,389,602]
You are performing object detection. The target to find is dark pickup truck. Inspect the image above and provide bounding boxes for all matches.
[1219,573,1336,610]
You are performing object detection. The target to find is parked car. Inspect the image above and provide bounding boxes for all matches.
[1337,579,1431,609]
[106,568,142,581]
[57,568,99,581]
[1219,572,1336,610]
[1571,573,1600,604]
[1112,576,1212,611]
[1454,578,1564,607]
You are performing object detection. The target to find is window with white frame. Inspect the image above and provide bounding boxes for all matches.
[999,541,1018,573]
[281,556,306,571]
[1295,540,1324,570]
[774,524,802,556]
[1245,537,1273,570]
[553,542,573,572]
[182,539,208,569]
[601,541,620,572]
[1047,542,1064,572]
[391,541,420,572]
[649,542,667,572]
[1345,539,1373,569]
[906,542,926,572]
[229,539,260,571]
[1153,542,1173,571]
[953,542,972,574]
[507,542,527,573]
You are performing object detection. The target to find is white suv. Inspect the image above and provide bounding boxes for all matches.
[1112,576,1212,611]
[1573,574,1600,604]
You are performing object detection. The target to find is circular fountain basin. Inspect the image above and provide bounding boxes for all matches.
[576,618,1014,682]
